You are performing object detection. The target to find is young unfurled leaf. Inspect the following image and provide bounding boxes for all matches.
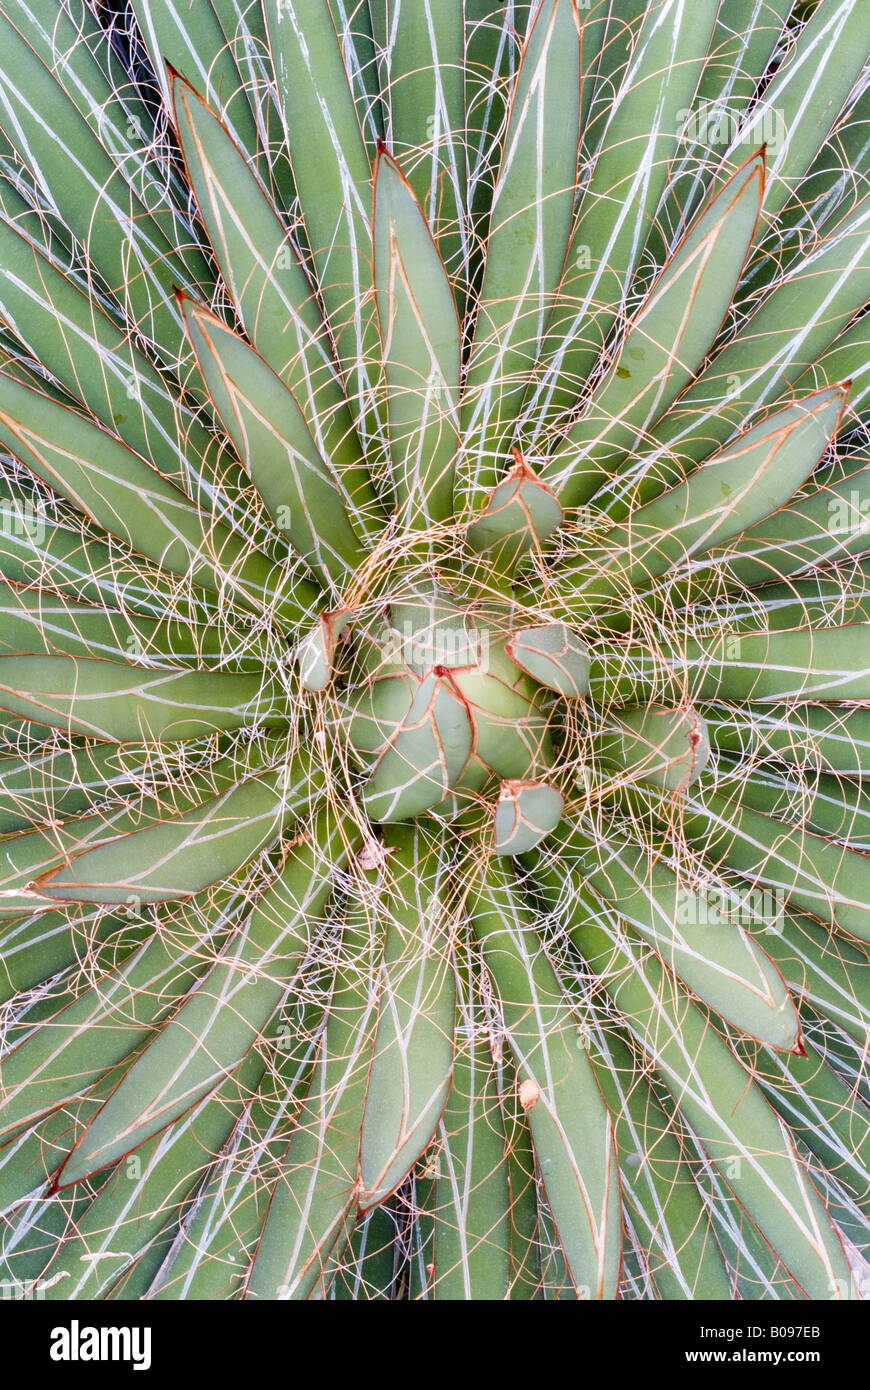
[506,621,590,698]
[467,452,562,573]
[493,780,564,855]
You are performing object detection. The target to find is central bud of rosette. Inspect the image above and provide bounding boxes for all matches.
[298,579,592,854]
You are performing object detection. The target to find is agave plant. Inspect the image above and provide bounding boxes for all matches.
[0,0,868,1303]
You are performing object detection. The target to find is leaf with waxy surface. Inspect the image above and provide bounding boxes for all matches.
[262,0,383,448]
[493,780,564,855]
[461,0,582,488]
[545,150,765,508]
[470,855,621,1299]
[359,823,456,1208]
[363,671,472,822]
[244,859,385,1299]
[0,372,298,622]
[433,938,512,1300]
[373,152,460,529]
[506,621,590,698]
[528,850,856,1300]
[181,298,367,587]
[547,819,800,1050]
[467,453,563,574]
[642,777,870,947]
[563,386,848,611]
[595,706,710,792]
[171,71,372,497]
[0,871,257,1138]
[0,656,287,743]
[39,756,318,904]
[530,0,721,434]
[56,805,359,1185]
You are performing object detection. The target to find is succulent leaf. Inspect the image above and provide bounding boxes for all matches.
[506,620,590,698]
[493,779,564,855]
[0,0,867,1301]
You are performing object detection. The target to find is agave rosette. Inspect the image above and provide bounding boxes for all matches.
[0,0,867,1301]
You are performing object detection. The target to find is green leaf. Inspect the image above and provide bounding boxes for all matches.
[736,1036,870,1219]
[594,706,710,792]
[171,73,374,512]
[262,0,382,445]
[40,756,318,904]
[565,386,847,609]
[657,777,870,946]
[715,757,870,851]
[0,1061,131,1214]
[131,0,265,184]
[244,856,386,1300]
[463,3,532,296]
[296,608,351,692]
[363,670,472,822]
[0,215,260,537]
[0,735,232,837]
[506,620,589,698]
[531,0,720,432]
[708,0,870,224]
[635,191,870,490]
[432,937,511,1299]
[359,823,455,1207]
[702,700,870,777]
[3,0,209,283]
[57,805,357,1183]
[0,373,303,624]
[0,479,220,627]
[589,625,870,707]
[181,297,368,586]
[528,851,856,1301]
[466,452,563,574]
[0,901,145,1004]
[493,780,564,855]
[761,911,870,1051]
[471,855,622,1298]
[550,819,799,1049]
[375,0,467,284]
[0,739,280,918]
[656,454,870,602]
[0,579,265,670]
[38,1053,264,1299]
[373,152,460,529]
[0,656,287,742]
[0,12,198,376]
[0,874,253,1137]
[149,1030,320,1300]
[545,151,765,510]
[648,0,790,256]
[461,0,582,487]
[586,1023,732,1299]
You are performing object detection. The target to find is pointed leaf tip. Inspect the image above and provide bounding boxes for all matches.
[494,781,564,855]
[296,609,351,691]
[507,622,590,699]
[467,457,562,570]
[601,707,711,792]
